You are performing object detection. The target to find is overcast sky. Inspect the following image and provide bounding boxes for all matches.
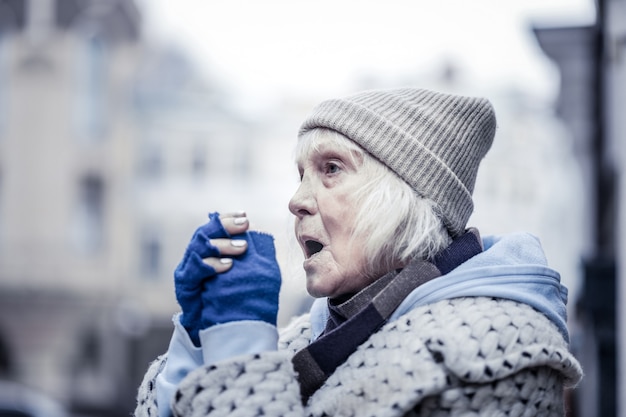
[138,0,594,106]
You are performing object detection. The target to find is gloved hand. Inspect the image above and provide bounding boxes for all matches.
[174,212,229,345]
[200,230,281,328]
[174,212,281,346]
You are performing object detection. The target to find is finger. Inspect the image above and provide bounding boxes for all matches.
[220,211,246,220]
[202,257,233,274]
[221,215,249,235]
[209,238,248,256]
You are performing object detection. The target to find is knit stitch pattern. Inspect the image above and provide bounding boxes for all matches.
[134,297,582,417]
[135,354,166,417]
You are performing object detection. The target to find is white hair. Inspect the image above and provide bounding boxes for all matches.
[295,128,452,278]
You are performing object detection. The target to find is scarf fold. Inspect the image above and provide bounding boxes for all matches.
[292,229,483,403]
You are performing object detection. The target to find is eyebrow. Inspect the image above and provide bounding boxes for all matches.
[295,138,364,172]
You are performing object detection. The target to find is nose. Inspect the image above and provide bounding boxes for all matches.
[288,177,316,218]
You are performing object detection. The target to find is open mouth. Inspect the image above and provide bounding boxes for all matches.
[305,240,324,258]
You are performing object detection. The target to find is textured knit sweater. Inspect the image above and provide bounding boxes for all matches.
[135,234,583,417]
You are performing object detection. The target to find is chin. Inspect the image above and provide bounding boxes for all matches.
[305,276,334,298]
[306,284,329,299]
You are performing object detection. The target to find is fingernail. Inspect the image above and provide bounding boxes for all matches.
[219,258,233,265]
[231,240,247,247]
[233,217,248,225]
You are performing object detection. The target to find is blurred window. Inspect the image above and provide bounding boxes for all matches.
[55,0,139,42]
[0,325,10,377]
[0,0,26,33]
[76,328,100,369]
[75,34,108,142]
[55,0,85,29]
[71,174,104,254]
[140,232,161,279]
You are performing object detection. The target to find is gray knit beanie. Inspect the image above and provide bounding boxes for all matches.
[298,88,496,236]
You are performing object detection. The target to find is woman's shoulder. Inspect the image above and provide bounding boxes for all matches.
[394,297,582,386]
[402,296,565,342]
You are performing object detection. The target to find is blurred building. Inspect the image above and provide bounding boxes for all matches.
[0,0,296,415]
[534,0,625,415]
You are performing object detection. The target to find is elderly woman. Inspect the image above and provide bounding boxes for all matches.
[135,88,582,417]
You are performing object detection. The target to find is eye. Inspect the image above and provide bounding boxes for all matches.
[324,161,341,175]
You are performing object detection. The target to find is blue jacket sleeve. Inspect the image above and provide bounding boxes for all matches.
[155,315,279,417]
[199,320,279,365]
[155,314,203,417]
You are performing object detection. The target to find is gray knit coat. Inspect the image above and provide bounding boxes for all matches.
[135,296,582,417]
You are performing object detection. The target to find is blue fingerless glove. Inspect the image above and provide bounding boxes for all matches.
[174,212,228,346]
[201,231,281,328]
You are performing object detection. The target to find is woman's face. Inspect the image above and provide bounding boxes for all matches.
[289,133,376,299]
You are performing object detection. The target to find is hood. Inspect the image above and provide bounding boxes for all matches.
[310,232,570,342]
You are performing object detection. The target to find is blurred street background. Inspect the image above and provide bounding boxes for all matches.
[0,0,623,416]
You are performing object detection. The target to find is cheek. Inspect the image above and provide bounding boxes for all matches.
[319,194,366,266]
[319,195,358,237]
[332,243,372,293]
[343,247,370,280]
